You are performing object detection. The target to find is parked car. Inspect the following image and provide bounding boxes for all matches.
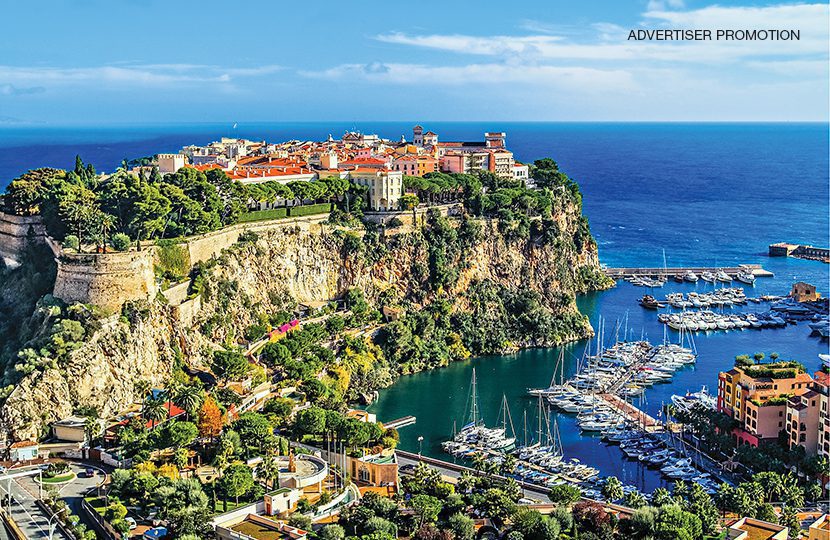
[85,468,96,477]
[125,517,138,530]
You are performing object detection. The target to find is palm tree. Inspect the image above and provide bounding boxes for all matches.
[134,379,151,403]
[259,453,279,490]
[143,396,168,430]
[100,213,115,253]
[174,385,204,421]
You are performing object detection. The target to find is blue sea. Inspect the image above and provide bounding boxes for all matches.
[1,122,828,492]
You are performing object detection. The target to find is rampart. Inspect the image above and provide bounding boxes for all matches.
[49,212,332,311]
[0,212,48,265]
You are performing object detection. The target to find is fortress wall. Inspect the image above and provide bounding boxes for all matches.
[51,214,331,310]
[52,250,158,312]
[0,212,48,265]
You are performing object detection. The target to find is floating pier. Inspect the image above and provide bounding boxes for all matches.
[604,264,773,279]
[598,394,662,433]
[383,416,416,429]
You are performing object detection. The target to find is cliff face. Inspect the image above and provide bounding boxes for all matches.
[0,209,607,442]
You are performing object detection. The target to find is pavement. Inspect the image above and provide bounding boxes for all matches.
[395,452,549,502]
[0,461,106,540]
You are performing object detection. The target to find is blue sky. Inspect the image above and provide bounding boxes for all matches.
[0,0,827,123]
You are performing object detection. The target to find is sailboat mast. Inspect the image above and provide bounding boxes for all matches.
[470,368,478,426]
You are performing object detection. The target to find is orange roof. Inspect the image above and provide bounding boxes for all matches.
[10,440,38,448]
[186,163,224,172]
[340,157,387,166]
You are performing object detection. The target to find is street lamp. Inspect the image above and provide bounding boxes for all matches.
[417,436,424,459]
[48,506,67,540]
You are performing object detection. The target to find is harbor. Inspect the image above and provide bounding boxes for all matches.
[367,251,828,495]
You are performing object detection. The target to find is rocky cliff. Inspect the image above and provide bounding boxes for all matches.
[0,208,609,442]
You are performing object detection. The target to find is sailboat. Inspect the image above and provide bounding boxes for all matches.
[446,369,516,453]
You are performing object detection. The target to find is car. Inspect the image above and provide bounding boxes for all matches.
[0,466,7,474]
[399,464,416,474]
[85,468,96,477]
[125,517,137,530]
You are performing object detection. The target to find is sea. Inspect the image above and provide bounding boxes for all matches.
[1,122,828,492]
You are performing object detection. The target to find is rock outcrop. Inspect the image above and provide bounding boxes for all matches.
[0,209,608,442]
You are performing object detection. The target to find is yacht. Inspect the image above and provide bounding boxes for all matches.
[716,270,731,283]
[736,271,756,285]
[683,271,699,282]
[701,271,716,283]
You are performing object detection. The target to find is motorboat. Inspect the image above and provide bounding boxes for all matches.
[736,271,756,285]
[684,271,699,282]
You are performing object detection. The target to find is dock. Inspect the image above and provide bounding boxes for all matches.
[383,416,416,429]
[769,242,829,263]
[598,394,663,433]
[604,263,773,279]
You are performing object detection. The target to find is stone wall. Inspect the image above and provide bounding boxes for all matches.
[49,214,331,311]
[0,212,48,265]
[184,213,330,265]
[52,250,158,312]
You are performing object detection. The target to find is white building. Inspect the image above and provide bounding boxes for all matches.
[349,168,403,212]
[156,153,186,174]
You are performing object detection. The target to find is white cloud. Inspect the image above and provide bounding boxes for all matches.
[646,0,685,12]
[301,62,636,93]
[0,63,283,89]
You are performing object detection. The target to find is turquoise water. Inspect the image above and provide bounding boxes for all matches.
[1,122,828,491]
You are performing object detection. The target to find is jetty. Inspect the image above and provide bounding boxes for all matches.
[598,394,662,433]
[769,242,829,263]
[383,416,416,429]
[604,263,773,279]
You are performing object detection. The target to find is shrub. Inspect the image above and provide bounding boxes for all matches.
[289,203,332,217]
[154,240,191,281]
[62,235,79,250]
[110,233,131,251]
[238,208,287,223]
[386,217,404,228]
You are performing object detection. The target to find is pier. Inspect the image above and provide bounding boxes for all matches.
[383,416,416,429]
[598,394,662,433]
[769,242,829,263]
[604,264,773,279]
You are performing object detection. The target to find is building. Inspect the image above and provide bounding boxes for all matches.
[817,371,830,458]
[808,514,830,540]
[717,362,814,447]
[391,154,438,177]
[513,163,530,183]
[791,282,821,302]
[726,517,788,540]
[157,153,186,174]
[215,514,308,540]
[9,440,39,461]
[349,169,403,211]
[787,388,821,454]
[52,416,89,442]
[413,125,424,146]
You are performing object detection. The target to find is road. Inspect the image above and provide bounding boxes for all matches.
[0,462,105,540]
[395,451,551,502]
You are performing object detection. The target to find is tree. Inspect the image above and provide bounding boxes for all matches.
[652,487,674,507]
[166,421,198,449]
[143,395,168,430]
[211,350,250,382]
[409,494,442,527]
[319,524,346,540]
[258,453,279,489]
[173,385,204,421]
[294,407,327,437]
[197,396,223,439]
[110,232,131,251]
[624,491,648,509]
[447,513,475,540]
[602,476,624,501]
[219,464,254,505]
[548,484,581,505]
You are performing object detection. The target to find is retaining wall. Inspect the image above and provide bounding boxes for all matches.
[0,212,48,265]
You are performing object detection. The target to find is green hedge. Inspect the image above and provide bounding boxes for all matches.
[238,208,288,223]
[288,203,332,217]
[237,203,332,223]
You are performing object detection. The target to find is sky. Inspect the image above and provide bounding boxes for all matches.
[0,0,827,124]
